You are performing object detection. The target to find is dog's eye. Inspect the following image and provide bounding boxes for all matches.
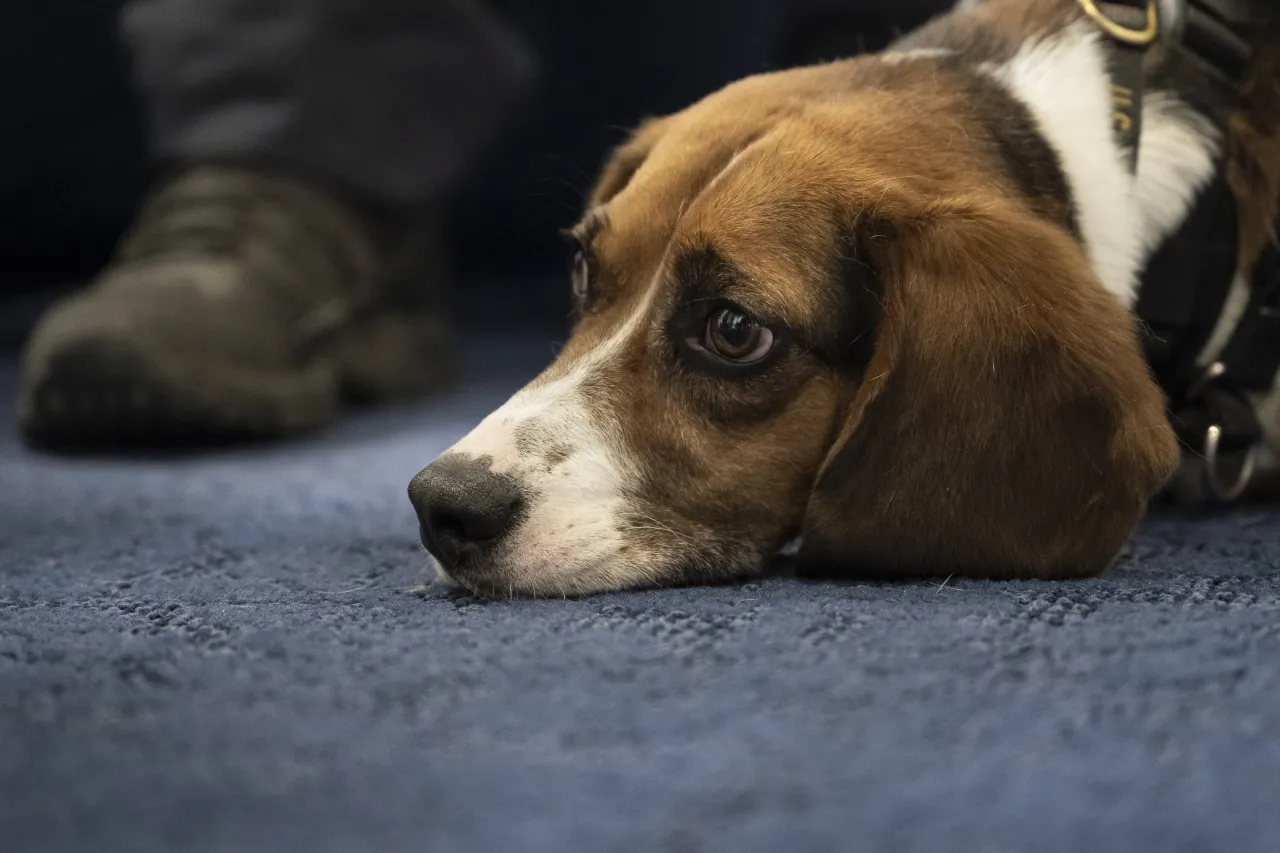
[570,249,591,303]
[705,307,774,363]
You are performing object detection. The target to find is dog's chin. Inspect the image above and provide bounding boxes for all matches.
[432,565,516,600]
[428,546,773,599]
[427,552,648,599]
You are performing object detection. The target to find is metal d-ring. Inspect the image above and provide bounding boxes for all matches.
[1202,423,1259,502]
[1079,0,1160,46]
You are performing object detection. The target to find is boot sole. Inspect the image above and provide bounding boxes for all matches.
[19,314,454,451]
[19,341,340,451]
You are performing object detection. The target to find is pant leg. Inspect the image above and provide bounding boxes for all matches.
[121,0,535,210]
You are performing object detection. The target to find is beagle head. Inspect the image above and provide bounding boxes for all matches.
[409,56,1179,597]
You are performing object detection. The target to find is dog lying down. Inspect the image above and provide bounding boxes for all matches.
[409,0,1280,597]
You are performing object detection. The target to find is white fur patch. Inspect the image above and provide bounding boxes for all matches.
[880,48,955,64]
[987,22,1219,304]
[1132,92,1220,258]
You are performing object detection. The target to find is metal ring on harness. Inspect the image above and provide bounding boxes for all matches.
[1079,0,1161,46]
[1202,423,1259,502]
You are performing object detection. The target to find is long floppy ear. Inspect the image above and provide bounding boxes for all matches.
[797,200,1180,580]
[587,116,670,207]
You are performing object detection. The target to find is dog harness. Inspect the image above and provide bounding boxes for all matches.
[1088,0,1280,501]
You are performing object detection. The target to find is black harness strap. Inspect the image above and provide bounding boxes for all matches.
[1182,0,1257,86]
[1136,173,1239,393]
[1083,0,1157,168]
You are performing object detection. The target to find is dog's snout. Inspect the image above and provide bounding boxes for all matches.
[409,454,524,565]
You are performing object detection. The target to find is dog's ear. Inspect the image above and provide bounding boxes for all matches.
[588,117,670,207]
[797,198,1180,580]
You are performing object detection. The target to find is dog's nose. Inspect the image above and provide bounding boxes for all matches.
[408,454,524,565]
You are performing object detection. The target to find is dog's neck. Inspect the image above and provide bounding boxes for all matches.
[985,21,1223,305]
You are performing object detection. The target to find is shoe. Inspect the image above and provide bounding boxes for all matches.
[18,162,453,450]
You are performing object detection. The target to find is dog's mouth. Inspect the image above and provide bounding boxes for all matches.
[419,527,519,598]
[427,551,657,600]
[423,524,784,599]
[430,560,519,600]
[420,515,706,599]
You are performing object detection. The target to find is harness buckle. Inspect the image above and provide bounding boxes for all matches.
[1079,0,1161,46]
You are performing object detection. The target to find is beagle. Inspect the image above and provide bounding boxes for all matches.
[410,0,1280,597]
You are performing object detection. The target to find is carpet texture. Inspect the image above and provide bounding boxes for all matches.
[2,332,1279,853]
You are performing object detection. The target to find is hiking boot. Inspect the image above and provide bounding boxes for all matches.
[18,163,453,450]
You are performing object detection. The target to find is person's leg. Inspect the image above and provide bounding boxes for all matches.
[19,0,533,449]
[123,0,533,209]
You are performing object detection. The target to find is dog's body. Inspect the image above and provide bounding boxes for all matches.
[410,0,1280,597]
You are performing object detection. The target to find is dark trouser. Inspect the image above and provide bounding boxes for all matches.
[0,0,949,290]
[121,0,535,211]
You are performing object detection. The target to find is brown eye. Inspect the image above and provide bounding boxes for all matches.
[705,307,774,363]
[570,249,591,303]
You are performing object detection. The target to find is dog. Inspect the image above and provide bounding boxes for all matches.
[409,0,1280,597]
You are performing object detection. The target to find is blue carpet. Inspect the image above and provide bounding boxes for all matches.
[1,332,1279,853]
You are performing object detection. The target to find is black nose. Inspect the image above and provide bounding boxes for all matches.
[408,454,525,566]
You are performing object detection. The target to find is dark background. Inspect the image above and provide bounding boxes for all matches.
[0,0,949,341]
